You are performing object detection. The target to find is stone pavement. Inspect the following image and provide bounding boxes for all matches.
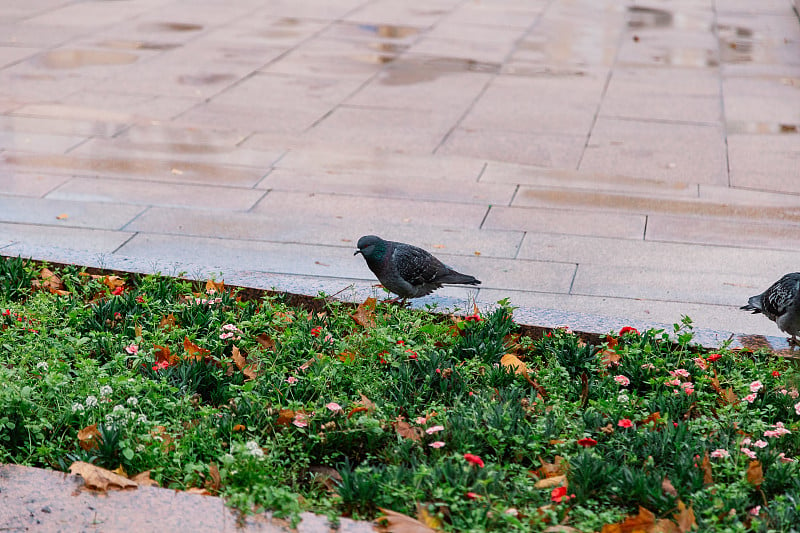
[0,0,799,342]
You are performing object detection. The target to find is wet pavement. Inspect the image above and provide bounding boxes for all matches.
[1,0,799,342]
[1,0,799,527]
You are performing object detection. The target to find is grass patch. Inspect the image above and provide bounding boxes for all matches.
[1,256,799,531]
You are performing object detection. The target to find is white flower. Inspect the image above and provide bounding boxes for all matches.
[137,414,147,423]
[617,393,630,403]
[127,397,138,406]
[245,440,264,458]
[71,403,84,413]
[105,414,114,423]
[36,361,49,372]
[113,404,125,413]
[753,440,768,449]
[100,385,113,397]
[135,444,145,453]
[85,395,98,407]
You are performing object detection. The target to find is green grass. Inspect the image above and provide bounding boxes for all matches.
[1,256,799,532]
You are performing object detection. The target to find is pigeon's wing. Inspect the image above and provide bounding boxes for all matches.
[392,244,447,287]
[763,274,800,318]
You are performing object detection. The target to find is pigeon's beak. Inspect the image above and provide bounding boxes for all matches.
[353,249,362,256]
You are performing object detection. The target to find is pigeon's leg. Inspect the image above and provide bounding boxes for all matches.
[789,334,798,347]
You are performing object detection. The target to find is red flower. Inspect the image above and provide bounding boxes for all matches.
[464,453,484,468]
[466,492,482,500]
[112,286,124,296]
[577,437,598,447]
[550,486,575,503]
[464,314,483,322]
[114,312,122,320]
[135,295,145,303]
[617,418,633,428]
[406,349,418,360]
[396,340,405,346]
[310,326,322,337]
[772,370,780,378]
[706,353,722,362]
[618,327,639,336]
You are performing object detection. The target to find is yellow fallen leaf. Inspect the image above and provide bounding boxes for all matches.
[376,508,437,532]
[534,474,566,489]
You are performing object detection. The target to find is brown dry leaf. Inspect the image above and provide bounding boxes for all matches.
[544,527,583,533]
[338,351,357,363]
[298,358,315,371]
[673,500,697,532]
[351,297,377,328]
[39,268,68,295]
[159,313,177,330]
[233,424,246,432]
[276,409,295,426]
[112,465,128,478]
[102,276,125,290]
[69,461,137,491]
[77,423,101,451]
[256,333,276,351]
[710,376,738,405]
[652,520,681,533]
[395,420,423,442]
[131,470,159,487]
[600,349,621,368]
[207,463,221,492]
[205,279,224,294]
[356,393,376,412]
[376,508,437,533]
[231,346,258,380]
[601,506,656,533]
[661,477,678,497]
[347,406,368,419]
[184,336,211,362]
[639,412,661,429]
[185,487,212,496]
[135,324,142,338]
[746,460,763,486]
[701,451,713,484]
[416,503,443,530]
[309,465,343,492]
[150,425,175,452]
[500,353,528,377]
[153,345,178,367]
[539,456,566,478]
[533,474,566,489]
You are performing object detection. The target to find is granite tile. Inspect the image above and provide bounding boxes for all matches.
[0,222,133,253]
[0,114,126,138]
[439,128,586,168]
[0,195,144,230]
[727,134,800,194]
[646,214,800,251]
[0,130,87,154]
[0,171,71,197]
[484,205,646,239]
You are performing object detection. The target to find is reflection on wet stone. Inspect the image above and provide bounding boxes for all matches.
[379,57,500,85]
[97,40,180,51]
[627,6,673,29]
[178,73,236,86]
[138,22,204,32]
[718,24,755,63]
[36,50,139,69]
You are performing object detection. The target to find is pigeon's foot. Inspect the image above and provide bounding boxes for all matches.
[789,335,799,347]
[381,297,410,307]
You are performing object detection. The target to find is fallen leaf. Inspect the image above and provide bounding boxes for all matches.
[376,508,437,532]
[69,461,137,491]
[639,412,661,429]
[171,168,184,175]
[39,268,68,295]
[149,425,175,452]
[534,474,566,489]
[276,409,295,426]
[701,451,713,484]
[351,297,377,328]
[256,333,276,351]
[309,465,342,492]
[185,487,211,495]
[347,406,368,419]
[159,313,177,330]
[500,353,528,376]
[601,506,656,533]
[232,424,246,432]
[661,477,678,497]
[746,460,763,486]
[102,276,125,290]
[205,279,224,294]
[395,420,423,442]
[473,251,481,256]
[153,344,178,367]
[433,244,445,249]
[416,503,443,530]
[538,456,566,478]
[600,349,621,368]
[112,465,128,478]
[131,470,159,487]
[231,346,258,380]
[184,336,211,362]
[544,527,583,533]
[356,393,376,412]
[207,463,221,492]
[56,213,69,220]
[77,423,101,451]
[673,500,697,532]
[338,351,358,363]
[652,519,681,533]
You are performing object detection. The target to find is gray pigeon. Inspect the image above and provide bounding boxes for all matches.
[354,235,481,301]
[741,272,800,344]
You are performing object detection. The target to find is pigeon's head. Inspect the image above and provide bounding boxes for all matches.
[354,235,386,260]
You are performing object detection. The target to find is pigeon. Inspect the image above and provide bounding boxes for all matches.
[741,272,800,345]
[354,235,481,301]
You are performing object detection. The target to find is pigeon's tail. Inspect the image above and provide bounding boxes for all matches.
[439,272,481,286]
[741,295,763,314]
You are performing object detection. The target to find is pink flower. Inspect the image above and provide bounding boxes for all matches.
[425,425,444,435]
[791,389,800,399]
[753,440,768,449]
[414,416,427,425]
[693,357,708,370]
[466,492,482,500]
[114,312,122,320]
[292,412,308,428]
[670,369,690,378]
[749,380,763,393]
[310,326,322,337]
[640,363,656,370]
[795,401,800,416]
[778,453,795,463]
[741,447,757,459]
[710,449,729,459]
[285,376,299,385]
[220,332,234,340]
[684,387,695,395]
[222,324,240,332]
[324,334,334,343]
[741,437,752,446]
[464,453,485,468]
[325,402,342,413]
[666,378,681,387]
[743,393,757,404]
[764,422,791,438]
[617,418,633,428]
[125,344,138,355]
[749,506,760,516]
[429,441,445,448]
[464,314,483,322]
[614,375,630,386]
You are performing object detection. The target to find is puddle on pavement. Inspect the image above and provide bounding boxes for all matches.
[138,22,204,32]
[357,24,420,40]
[627,6,673,29]
[737,334,797,357]
[35,49,138,69]
[97,39,179,51]
[717,24,755,63]
[727,121,799,134]
[178,73,236,85]
[378,56,500,85]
